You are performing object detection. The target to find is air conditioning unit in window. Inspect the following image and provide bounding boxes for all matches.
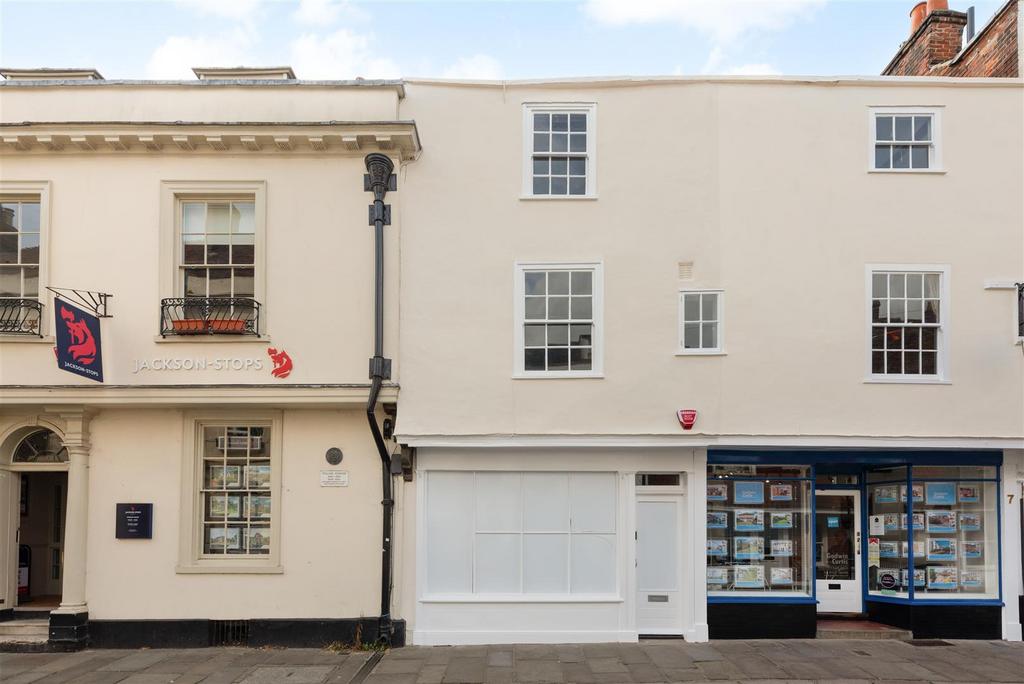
[217,435,263,451]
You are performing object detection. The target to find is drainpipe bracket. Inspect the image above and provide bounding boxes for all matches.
[368,356,392,380]
[368,204,392,226]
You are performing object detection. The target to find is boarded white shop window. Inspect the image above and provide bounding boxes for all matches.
[425,472,617,596]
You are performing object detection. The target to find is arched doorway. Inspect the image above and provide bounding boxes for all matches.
[5,427,69,612]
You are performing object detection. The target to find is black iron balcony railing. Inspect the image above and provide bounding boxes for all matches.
[160,297,261,337]
[0,298,44,336]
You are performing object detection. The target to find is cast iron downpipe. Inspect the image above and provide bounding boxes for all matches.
[364,153,395,644]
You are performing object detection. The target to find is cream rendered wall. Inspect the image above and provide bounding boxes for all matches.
[84,408,384,619]
[396,80,1024,440]
[0,153,400,386]
[0,84,400,124]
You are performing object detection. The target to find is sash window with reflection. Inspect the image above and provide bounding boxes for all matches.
[180,200,255,300]
[870,270,943,377]
[524,104,595,197]
[0,199,41,334]
[518,264,600,375]
[874,113,933,170]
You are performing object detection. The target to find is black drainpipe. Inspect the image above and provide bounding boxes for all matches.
[364,153,396,644]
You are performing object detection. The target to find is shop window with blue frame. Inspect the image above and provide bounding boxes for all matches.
[706,465,813,596]
[868,465,998,600]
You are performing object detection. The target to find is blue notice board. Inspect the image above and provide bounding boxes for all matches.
[733,481,765,504]
[926,482,957,505]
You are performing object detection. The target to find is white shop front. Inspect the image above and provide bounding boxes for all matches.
[405,446,710,645]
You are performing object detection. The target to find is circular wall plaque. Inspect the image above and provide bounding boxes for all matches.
[325,447,343,465]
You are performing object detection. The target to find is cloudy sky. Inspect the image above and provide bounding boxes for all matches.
[0,0,1006,80]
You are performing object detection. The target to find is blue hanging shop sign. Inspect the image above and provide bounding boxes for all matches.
[54,299,104,382]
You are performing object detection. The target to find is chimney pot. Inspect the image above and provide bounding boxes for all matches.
[926,0,949,13]
[910,2,928,33]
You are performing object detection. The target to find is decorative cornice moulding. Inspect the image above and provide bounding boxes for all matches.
[0,121,421,159]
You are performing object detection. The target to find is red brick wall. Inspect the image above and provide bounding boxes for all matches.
[884,11,969,76]
[945,0,1019,76]
[883,2,1019,77]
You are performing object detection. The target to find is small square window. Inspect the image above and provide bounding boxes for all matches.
[679,290,722,353]
[870,109,940,172]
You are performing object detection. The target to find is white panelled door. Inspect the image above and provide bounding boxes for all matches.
[635,495,684,634]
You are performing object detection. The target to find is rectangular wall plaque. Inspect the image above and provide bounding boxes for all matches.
[320,470,349,487]
[115,503,153,539]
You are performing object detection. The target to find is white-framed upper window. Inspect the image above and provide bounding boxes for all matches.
[514,261,603,378]
[523,103,596,198]
[867,265,950,382]
[178,413,282,573]
[159,181,267,329]
[423,471,618,598]
[869,107,942,172]
[180,199,256,299]
[678,289,723,354]
[0,182,49,337]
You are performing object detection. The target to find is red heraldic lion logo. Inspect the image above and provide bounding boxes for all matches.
[267,347,293,379]
[61,305,97,364]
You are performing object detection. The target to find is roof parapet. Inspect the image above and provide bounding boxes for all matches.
[0,68,104,81]
[192,66,296,80]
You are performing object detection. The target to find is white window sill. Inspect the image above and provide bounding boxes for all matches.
[864,375,951,385]
[176,564,283,575]
[155,335,271,344]
[0,335,54,344]
[868,168,946,175]
[420,593,623,604]
[519,195,598,201]
[513,371,604,380]
[675,349,726,357]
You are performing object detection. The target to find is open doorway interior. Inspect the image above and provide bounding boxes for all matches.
[17,471,67,610]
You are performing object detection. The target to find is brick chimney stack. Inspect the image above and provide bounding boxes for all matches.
[883,2,968,75]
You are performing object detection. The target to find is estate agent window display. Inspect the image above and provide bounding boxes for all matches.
[201,425,272,556]
[868,465,999,600]
[706,465,813,596]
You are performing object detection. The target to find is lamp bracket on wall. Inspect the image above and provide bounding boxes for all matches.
[46,287,113,318]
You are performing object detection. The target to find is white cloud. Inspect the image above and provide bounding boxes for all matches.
[723,62,781,75]
[585,0,825,44]
[442,54,502,80]
[289,29,400,79]
[176,0,263,21]
[700,45,781,75]
[292,0,368,26]
[146,28,256,79]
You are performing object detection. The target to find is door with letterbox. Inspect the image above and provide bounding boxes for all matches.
[814,490,861,613]
[635,473,686,635]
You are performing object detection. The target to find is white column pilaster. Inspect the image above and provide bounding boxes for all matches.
[54,411,90,615]
[1001,450,1023,641]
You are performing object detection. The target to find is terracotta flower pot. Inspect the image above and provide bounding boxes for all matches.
[172,319,208,333]
[209,319,247,333]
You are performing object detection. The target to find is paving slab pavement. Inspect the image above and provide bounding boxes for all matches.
[0,640,1021,683]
